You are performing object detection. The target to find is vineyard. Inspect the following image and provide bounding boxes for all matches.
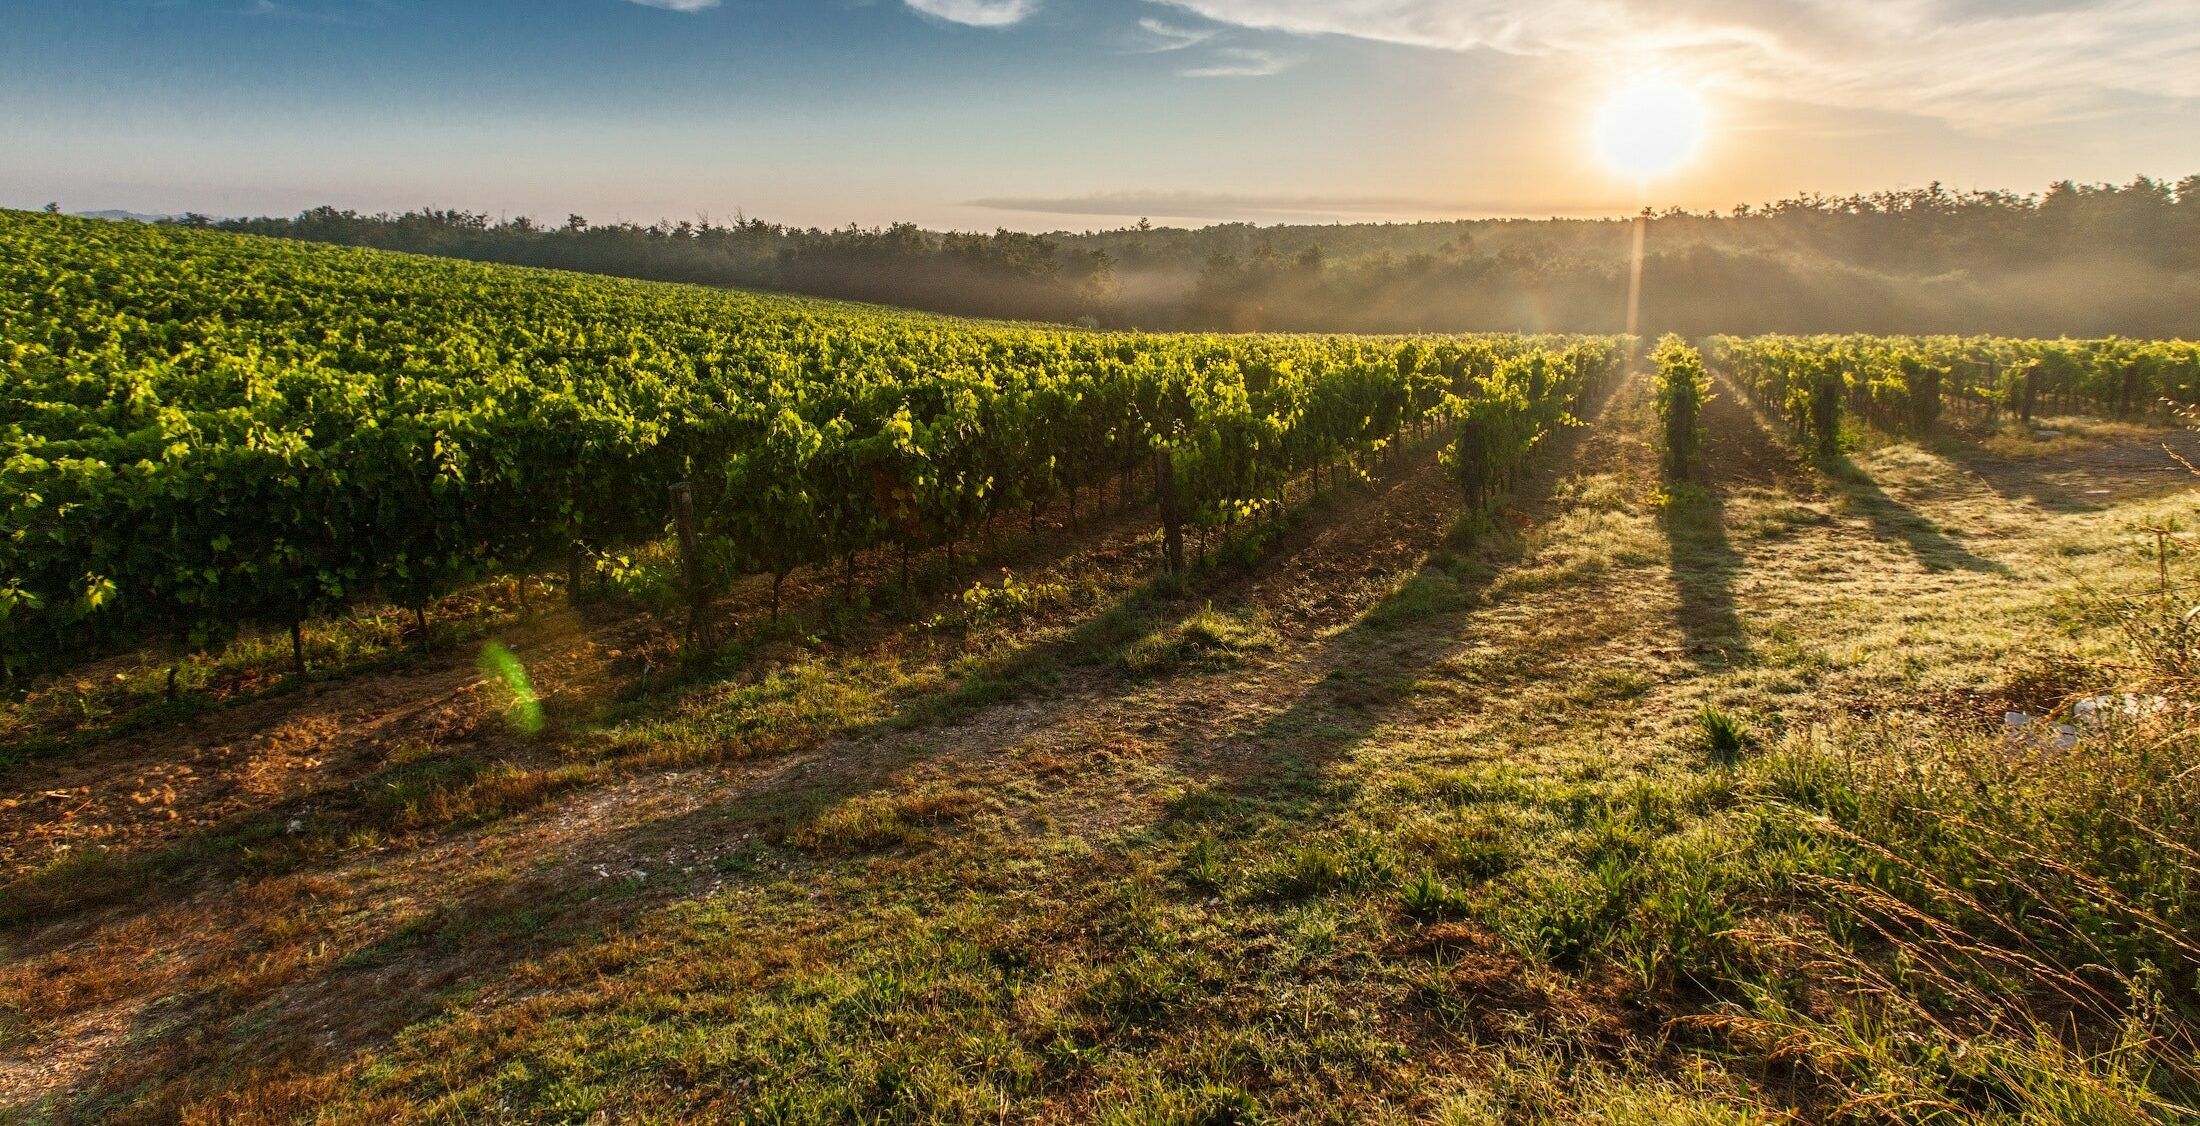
[5,212,2200,1123]
[1,211,1621,681]
[1707,333,2200,452]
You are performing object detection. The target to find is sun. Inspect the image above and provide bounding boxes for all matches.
[1592,76,1709,181]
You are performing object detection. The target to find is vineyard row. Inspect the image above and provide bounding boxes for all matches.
[0,211,1623,678]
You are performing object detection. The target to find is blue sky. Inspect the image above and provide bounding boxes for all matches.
[4,0,2196,230]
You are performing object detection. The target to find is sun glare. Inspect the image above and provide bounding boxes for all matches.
[1592,76,1708,181]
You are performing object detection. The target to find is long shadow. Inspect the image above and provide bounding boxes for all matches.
[0,460,1164,779]
[1151,369,1633,832]
[22,543,1559,1115]
[6,427,1460,934]
[2,428,1484,1116]
[1701,370,2004,575]
[1661,493,1751,669]
[1822,453,2009,575]
[22,368,1650,1116]
[1153,564,1490,838]
[1930,427,2200,516]
[11,590,1143,1115]
[1654,377,1785,669]
[0,467,1207,925]
[4,526,1225,1112]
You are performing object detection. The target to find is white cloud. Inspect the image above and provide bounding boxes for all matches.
[626,0,720,10]
[1181,46,1297,77]
[1146,0,2200,126]
[1136,17,1219,51]
[904,0,1039,28]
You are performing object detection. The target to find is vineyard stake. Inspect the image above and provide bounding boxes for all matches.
[668,482,719,650]
[1156,448,1185,575]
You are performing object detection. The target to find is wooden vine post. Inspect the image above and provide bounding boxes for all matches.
[1155,448,1185,575]
[668,482,720,650]
[1914,364,1941,435]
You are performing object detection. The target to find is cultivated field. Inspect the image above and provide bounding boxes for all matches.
[4,215,2198,1122]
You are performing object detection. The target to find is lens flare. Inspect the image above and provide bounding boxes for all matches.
[479,642,544,734]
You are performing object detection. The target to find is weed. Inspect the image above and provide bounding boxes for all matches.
[1250,834,1399,902]
[948,570,1070,630]
[1400,871,1465,919]
[1694,705,1751,766]
[1179,835,1228,894]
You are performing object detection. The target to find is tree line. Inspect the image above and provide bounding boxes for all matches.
[177,176,2200,338]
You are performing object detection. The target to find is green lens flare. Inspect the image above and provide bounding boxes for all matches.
[478,642,543,734]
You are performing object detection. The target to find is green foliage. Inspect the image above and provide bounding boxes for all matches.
[0,210,1622,679]
[1441,340,1626,514]
[1708,334,2200,447]
[1119,604,1279,677]
[217,175,2200,339]
[1693,704,1749,766]
[1399,871,1465,919]
[1807,370,1843,455]
[1251,834,1398,902]
[955,571,1069,629]
[1652,335,1710,480]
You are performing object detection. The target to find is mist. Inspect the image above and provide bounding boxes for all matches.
[187,176,2200,338]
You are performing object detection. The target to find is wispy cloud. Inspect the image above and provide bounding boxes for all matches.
[1180,46,1296,77]
[626,0,720,10]
[1135,17,1218,52]
[1146,0,2200,126]
[904,0,1039,28]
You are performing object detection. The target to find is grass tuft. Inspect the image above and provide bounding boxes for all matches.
[787,787,987,856]
[1120,604,1278,677]
[1694,704,1751,766]
[1399,871,1465,919]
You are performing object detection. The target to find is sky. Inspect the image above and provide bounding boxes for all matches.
[3,0,2197,231]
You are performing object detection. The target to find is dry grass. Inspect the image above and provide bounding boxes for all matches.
[1975,414,2162,459]
[6,375,2199,1122]
[786,786,989,855]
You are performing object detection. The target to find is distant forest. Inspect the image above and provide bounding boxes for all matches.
[192,176,2200,337]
